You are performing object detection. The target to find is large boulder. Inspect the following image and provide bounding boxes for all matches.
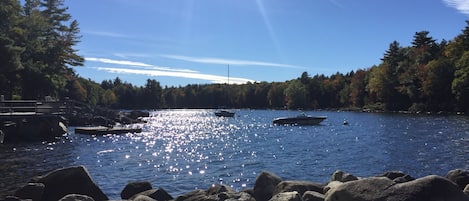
[302,191,325,201]
[325,176,393,201]
[175,185,254,201]
[376,171,414,183]
[14,182,45,200]
[253,171,283,201]
[58,194,95,201]
[206,184,235,195]
[33,166,108,201]
[132,194,157,201]
[386,175,469,201]
[214,191,254,201]
[447,169,469,190]
[130,188,173,201]
[273,181,324,197]
[330,170,358,182]
[323,181,342,194]
[175,189,207,201]
[121,181,153,199]
[269,191,301,201]
[325,175,469,201]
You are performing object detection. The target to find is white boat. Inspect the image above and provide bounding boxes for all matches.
[273,113,326,125]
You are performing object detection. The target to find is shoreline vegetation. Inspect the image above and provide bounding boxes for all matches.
[3,1,469,114]
[2,165,469,201]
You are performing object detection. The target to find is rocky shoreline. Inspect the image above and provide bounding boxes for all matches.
[2,166,469,201]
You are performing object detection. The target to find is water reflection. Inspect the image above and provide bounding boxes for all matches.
[1,110,469,199]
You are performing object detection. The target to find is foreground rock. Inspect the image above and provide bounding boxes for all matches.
[121,181,153,199]
[325,175,468,201]
[176,184,253,201]
[447,169,469,190]
[4,167,469,201]
[13,166,107,201]
[253,171,282,201]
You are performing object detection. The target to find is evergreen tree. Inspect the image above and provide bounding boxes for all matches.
[0,0,24,98]
[422,59,454,111]
[452,51,469,112]
[285,80,309,109]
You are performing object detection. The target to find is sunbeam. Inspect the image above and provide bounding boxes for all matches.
[255,0,284,61]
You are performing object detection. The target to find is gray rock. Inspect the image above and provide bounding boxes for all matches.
[253,171,283,201]
[130,188,173,201]
[211,191,254,201]
[59,194,95,201]
[302,191,325,201]
[34,166,108,201]
[273,181,324,196]
[243,188,254,196]
[325,176,393,201]
[386,175,469,201]
[325,175,469,201]
[3,196,21,201]
[14,182,45,200]
[447,169,469,190]
[268,191,301,201]
[323,181,342,194]
[377,171,414,183]
[175,185,254,201]
[207,184,235,195]
[206,184,255,201]
[132,195,156,201]
[330,170,357,182]
[121,181,153,199]
[175,189,208,201]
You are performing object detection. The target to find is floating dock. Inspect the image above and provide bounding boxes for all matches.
[74,126,142,135]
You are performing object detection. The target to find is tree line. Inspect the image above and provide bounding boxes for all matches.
[2,0,469,112]
[160,23,469,113]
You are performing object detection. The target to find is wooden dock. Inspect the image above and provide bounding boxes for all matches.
[74,126,142,135]
[0,97,147,142]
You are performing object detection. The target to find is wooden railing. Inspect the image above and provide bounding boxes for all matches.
[0,100,67,115]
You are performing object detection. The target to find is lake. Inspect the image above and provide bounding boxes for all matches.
[1,110,469,199]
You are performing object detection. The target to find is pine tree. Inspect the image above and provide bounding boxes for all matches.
[0,0,24,98]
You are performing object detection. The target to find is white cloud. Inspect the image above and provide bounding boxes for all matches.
[95,67,254,84]
[160,54,306,69]
[443,0,469,14]
[84,57,254,84]
[83,31,129,38]
[85,57,197,73]
[112,53,150,59]
[86,57,152,67]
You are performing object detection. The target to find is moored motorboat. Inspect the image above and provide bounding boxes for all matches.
[273,114,326,125]
[214,110,235,117]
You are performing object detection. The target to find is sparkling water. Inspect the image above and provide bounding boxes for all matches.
[1,110,468,199]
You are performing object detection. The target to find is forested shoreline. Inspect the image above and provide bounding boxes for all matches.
[2,0,469,113]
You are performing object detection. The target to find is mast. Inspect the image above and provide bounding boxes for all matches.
[227,64,230,106]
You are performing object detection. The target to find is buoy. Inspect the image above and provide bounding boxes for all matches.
[343,120,349,125]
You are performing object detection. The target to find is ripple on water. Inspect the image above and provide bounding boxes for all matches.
[1,110,469,199]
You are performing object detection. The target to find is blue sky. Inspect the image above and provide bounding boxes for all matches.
[65,0,469,87]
